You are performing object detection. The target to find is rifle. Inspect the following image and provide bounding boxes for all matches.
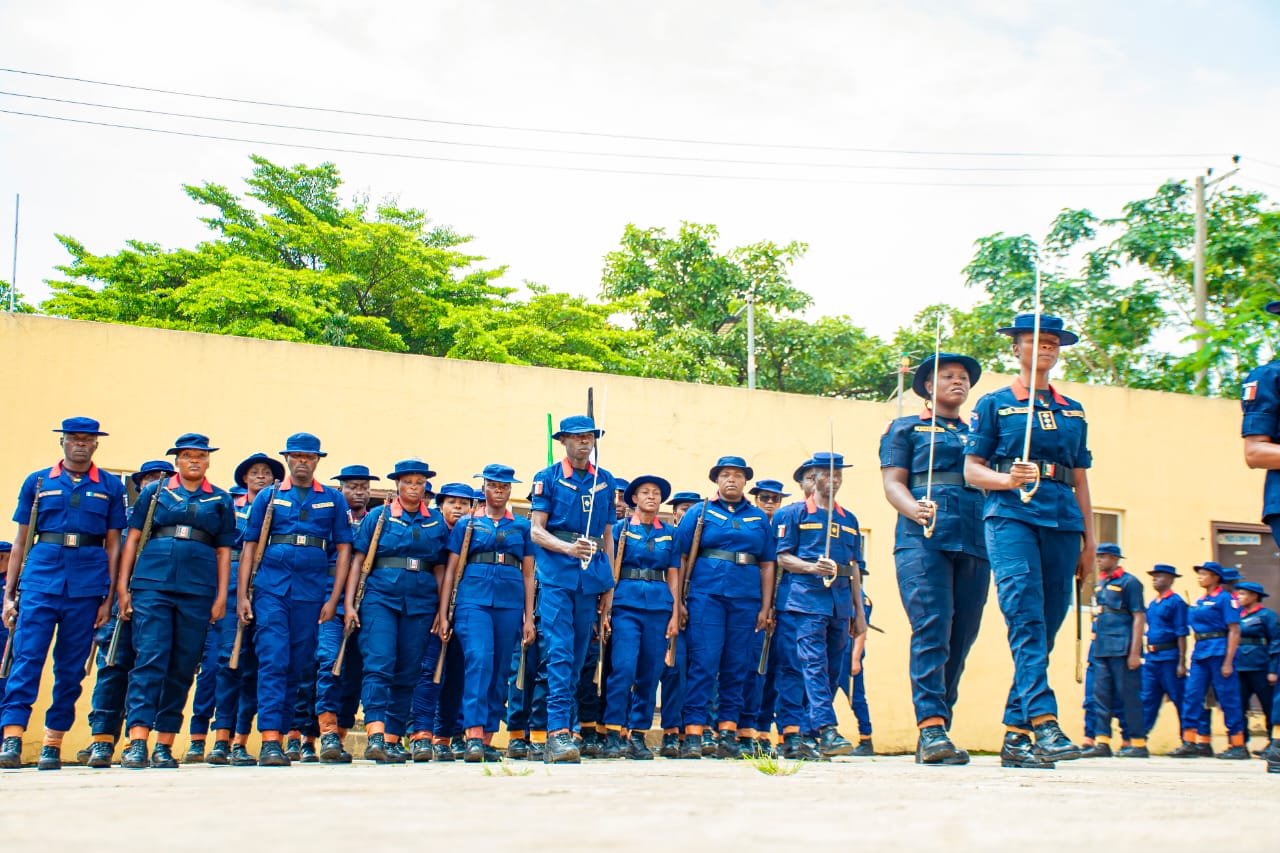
[332,500,389,676]
[1074,576,1084,684]
[595,520,628,695]
[516,581,538,691]
[757,564,784,675]
[0,476,42,678]
[106,479,165,667]
[230,485,276,670]
[665,497,708,667]
[434,514,475,683]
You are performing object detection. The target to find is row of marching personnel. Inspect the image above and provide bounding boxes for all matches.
[3,309,1280,772]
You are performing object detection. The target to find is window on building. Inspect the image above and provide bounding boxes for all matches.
[1093,509,1122,548]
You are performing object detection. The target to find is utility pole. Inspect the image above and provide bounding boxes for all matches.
[1193,163,1239,395]
[746,291,756,391]
[8,194,17,312]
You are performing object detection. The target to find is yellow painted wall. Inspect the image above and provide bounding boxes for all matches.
[0,314,1266,758]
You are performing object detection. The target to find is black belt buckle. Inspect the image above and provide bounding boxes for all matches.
[175,524,193,540]
[64,533,80,548]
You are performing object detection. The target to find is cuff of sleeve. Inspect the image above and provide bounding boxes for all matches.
[1241,413,1278,437]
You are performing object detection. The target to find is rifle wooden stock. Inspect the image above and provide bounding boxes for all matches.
[0,476,42,678]
[595,524,627,695]
[106,481,164,668]
[230,486,275,670]
[434,515,474,684]
[1074,577,1084,684]
[665,499,708,667]
[333,503,389,677]
[757,566,784,675]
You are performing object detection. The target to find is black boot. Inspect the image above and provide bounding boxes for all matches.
[450,734,466,759]
[319,732,344,763]
[627,731,654,760]
[1080,741,1113,758]
[150,743,179,769]
[659,733,681,758]
[464,738,486,763]
[1260,738,1280,762]
[37,745,62,771]
[76,744,93,765]
[121,738,150,770]
[678,735,703,760]
[1166,741,1201,758]
[851,737,875,757]
[87,740,116,768]
[757,738,777,759]
[527,740,545,762]
[183,740,206,764]
[385,741,410,764]
[1000,731,1054,769]
[737,736,759,757]
[284,736,302,762]
[412,739,434,762]
[601,731,625,759]
[206,740,231,766]
[1116,744,1149,758]
[364,733,388,762]
[507,738,529,760]
[715,729,742,759]
[916,725,959,765]
[701,730,718,756]
[818,725,854,757]
[482,744,503,762]
[432,742,455,762]
[544,731,581,764]
[258,740,291,767]
[1195,742,1214,757]
[1031,720,1081,761]
[1216,745,1250,760]
[782,733,821,761]
[300,740,320,763]
[581,729,604,758]
[229,744,257,766]
[0,736,21,769]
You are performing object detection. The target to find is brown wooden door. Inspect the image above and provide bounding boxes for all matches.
[1212,521,1280,593]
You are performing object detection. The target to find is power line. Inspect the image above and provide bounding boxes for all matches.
[0,90,1204,175]
[0,108,1160,189]
[0,66,1239,161]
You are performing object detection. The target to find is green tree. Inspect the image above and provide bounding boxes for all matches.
[0,279,36,313]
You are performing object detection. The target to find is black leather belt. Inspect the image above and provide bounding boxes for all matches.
[620,567,668,582]
[268,534,328,550]
[35,532,105,548]
[1101,606,1131,616]
[698,548,758,566]
[784,563,857,578]
[1195,631,1227,641]
[1239,637,1266,647]
[1147,641,1178,653]
[467,551,520,567]
[908,472,975,490]
[993,459,1076,487]
[373,556,431,572]
[151,525,215,546]
[550,530,605,549]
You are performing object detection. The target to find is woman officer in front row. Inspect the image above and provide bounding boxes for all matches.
[345,460,449,764]
[964,314,1095,770]
[437,464,536,763]
[880,352,990,765]
[117,433,237,769]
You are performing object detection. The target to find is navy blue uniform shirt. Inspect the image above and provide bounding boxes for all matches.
[1144,590,1189,662]
[1188,587,1241,660]
[611,515,676,612]
[1235,604,1280,673]
[879,410,987,559]
[672,496,777,603]
[1091,567,1146,657]
[964,378,1091,531]
[773,497,862,618]
[1241,361,1280,521]
[530,458,616,594]
[448,507,532,609]
[130,475,237,595]
[242,478,353,603]
[355,499,450,612]
[12,462,127,598]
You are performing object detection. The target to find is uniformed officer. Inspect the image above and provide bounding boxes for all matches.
[1081,543,1148,758]
[116,434,236,769]
[613,479,630,521]
[409,483,472,762]
[880,352,989,765]
[344,460,447,764]
[1232,581,1278,756]
[964,315,1094,769]
[1170,561,1247,759]
[81,460,174,768]
[739,478,790,757]
[675,455,778,760]
[207,453,281,767]
[654,489,700,756]
[1,417,127,771]
[773,453,867,760]
[0,541,10,700]
[529,415,616,764]
[1140,564,1188,737]
[437,464,534,763]
[237,433,353,766]
[311,464,379,764]
[601,475,678,760]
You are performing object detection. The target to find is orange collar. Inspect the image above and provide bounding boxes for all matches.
[473,506,515,521]
[804,495,845,517]
[560,457,596,478]
[1010,377,1067,405]
[281,477,324,493]
[388,498,426,518]
[1106,567,1125,581]
[628,513,663,528]
[167,474,213,494]
[1157,589,1175,601]
[51,461,101,483]
[1242,603,1262,616]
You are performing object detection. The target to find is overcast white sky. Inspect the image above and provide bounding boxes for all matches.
[2,0,1279,337]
